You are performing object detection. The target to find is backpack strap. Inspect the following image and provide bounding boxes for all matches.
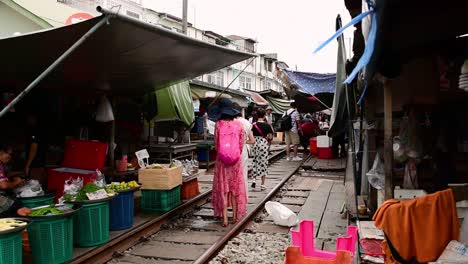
[253,122,266,138]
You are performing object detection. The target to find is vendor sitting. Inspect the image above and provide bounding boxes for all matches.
[0,144,30,217]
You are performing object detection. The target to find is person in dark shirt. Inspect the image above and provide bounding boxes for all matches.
[251,108,273,190]
[0,144,31,217]
[24,114,47,188]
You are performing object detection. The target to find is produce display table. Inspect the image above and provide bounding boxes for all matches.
[141,143,196,163]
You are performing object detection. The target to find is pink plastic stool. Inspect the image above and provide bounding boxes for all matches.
[290,220,358,259]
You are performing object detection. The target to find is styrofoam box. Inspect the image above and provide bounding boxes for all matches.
[456,200,468,220]
[394,186,427,200]
[317,135,332,148]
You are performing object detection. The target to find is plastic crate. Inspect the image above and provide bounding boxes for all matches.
[27,216,74,264]
[110,191,135,231]
[18,193,54,209]
[141,186,181,213]
[73,201,110,247]
[181,178,199,200]
[0,231,22,264]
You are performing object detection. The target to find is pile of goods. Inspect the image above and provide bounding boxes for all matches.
[0,218,27,232]
[106,181,139,192]
[181,160,199,177]
[63,182,116,202]
[28,204,76,217]
[15,179,44,198]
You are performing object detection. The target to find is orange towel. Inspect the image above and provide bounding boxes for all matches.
[373,189,459,263]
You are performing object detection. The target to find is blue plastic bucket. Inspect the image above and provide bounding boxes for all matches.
[109,190,135,230]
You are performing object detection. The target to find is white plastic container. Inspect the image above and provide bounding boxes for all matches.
[317,135,332,148]
[394,186,427,200]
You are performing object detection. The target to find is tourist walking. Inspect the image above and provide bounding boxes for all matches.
[251,108,273,190]
[233,103,255,196]
[211,99,247,227]
[282,102,301,161]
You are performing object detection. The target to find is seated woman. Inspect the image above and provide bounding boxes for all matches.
[0,144,30,217]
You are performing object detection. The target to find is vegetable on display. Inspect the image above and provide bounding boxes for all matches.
[0,219,27,232]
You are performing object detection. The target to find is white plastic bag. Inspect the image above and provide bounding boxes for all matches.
[95,95,114,122]
[366,154,385,190]
[265,201,299,227]
[460,210,468,245]
[15,180,44,198]
[59,178,83,203]
[95,169,105,188]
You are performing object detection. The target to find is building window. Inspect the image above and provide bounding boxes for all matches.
[264,80,272,90]
[239,76,252,90]
[207,71,224,86]
[126,10,140,19]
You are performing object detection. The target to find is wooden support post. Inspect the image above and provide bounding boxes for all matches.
[383,80,393,200]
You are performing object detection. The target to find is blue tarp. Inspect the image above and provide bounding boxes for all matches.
[283,70,336,95]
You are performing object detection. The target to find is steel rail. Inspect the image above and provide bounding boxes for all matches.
[193,154,307,264]
[71,149,286,264]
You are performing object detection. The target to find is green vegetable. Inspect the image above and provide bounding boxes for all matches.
[76,183,102,201]
[30,206,62,216]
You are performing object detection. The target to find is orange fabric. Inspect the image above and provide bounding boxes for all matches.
[373,189,459,263]
[284,247,352,264]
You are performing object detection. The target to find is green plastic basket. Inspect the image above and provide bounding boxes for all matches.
[19,193,54,209]
[0,231,22,264]
[73,201,110,247]
[141,186,181,213]
[27,216,74,264]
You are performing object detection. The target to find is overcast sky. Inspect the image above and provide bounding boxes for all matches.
[142,0,353,73]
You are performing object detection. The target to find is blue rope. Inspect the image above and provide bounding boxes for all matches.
[313,9,375,54]
[357,81,368,105]
[344,10,377,84]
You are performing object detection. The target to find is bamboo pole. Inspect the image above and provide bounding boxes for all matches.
[383,80,393,200]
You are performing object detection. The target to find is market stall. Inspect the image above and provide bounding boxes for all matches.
[0,5,254,263]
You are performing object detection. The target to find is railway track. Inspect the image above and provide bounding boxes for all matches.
[72,148,308,264]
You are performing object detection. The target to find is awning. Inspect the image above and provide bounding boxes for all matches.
[190,80,249,108]
[0,8,253,96]
[283,70,336,95]
[152,81,195,126]
[246,91,269,106]
[266,96,292,115]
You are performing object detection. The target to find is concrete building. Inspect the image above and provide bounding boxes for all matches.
[10,0,287,95]
[0,0,51,38]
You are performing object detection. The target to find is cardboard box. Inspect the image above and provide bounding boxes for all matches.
[138,165,182,190]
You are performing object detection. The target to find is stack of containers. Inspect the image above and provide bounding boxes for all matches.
[47,139,108,201]
[317,135,333,159]
[137,150,183,213]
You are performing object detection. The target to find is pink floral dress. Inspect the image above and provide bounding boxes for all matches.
[212,120,247,219]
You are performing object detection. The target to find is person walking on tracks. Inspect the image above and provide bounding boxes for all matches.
[280,102,301,161]
[251,108,273,191]
[233,103,254,196]
[211,99,247,227]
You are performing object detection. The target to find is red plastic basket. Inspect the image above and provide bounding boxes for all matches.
[181,178,199,200]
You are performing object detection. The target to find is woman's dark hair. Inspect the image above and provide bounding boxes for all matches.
[232,102,242,117]
[256,108,266,118]
[219,114,235,121]
[290,102,297,108]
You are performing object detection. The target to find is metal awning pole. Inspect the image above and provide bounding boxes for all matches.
[0,16,110,119]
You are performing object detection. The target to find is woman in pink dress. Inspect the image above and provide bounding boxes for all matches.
[210,99,247,227]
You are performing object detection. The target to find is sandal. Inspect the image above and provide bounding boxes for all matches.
[231,218,238,224]
[222,222,228,227]
[261,185,266,191]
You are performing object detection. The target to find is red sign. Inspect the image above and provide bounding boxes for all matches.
[66,13,94,25]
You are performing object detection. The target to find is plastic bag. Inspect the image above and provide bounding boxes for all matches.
[366,154,385,190]
[59,178,83,203]
[95,169,105,188]
[460,211,468,245]
[265,201,299,227]
[95,95,115,122]
[15,180,44,198]
[403,159,418,189]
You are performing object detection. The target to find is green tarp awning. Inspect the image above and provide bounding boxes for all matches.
[152,81,195,126]
[266,96,292,115]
